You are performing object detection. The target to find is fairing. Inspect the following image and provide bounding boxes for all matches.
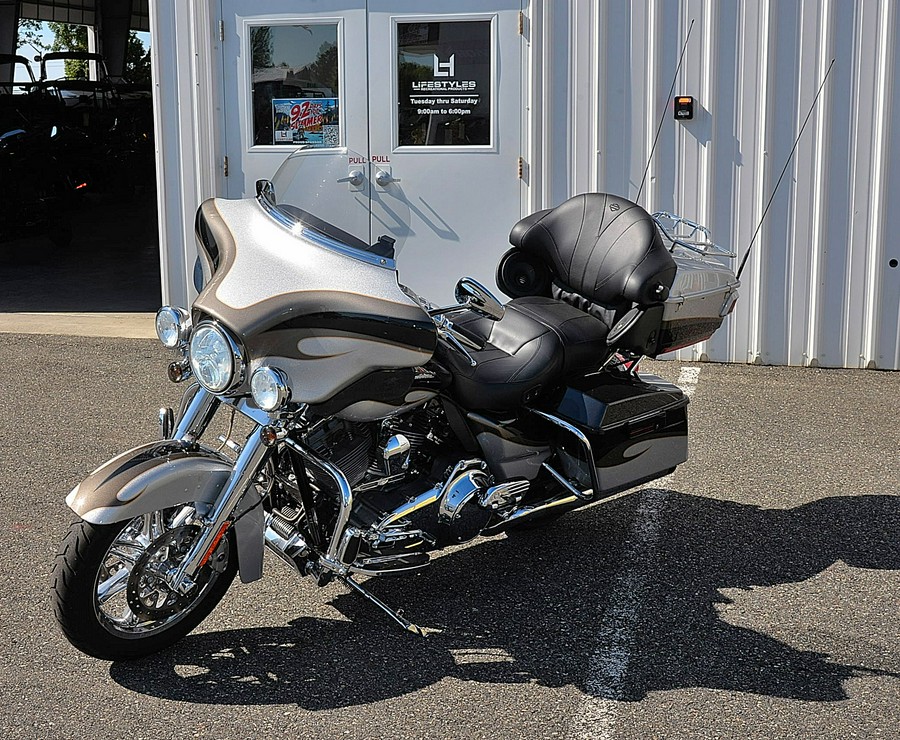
[192,194,435,412]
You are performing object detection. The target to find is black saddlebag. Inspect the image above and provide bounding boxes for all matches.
[536,371,688,496]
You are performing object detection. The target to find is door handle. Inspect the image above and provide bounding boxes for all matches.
[337,169,365,187]
[375,169,400,187]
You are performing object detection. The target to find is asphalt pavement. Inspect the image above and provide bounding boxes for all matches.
[0,333,897,740]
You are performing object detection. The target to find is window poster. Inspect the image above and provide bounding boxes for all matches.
[397,21,492,147]
[250,24,339,146]
[272,98,340,147]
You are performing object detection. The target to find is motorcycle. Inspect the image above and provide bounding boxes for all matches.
[51,149,739,660]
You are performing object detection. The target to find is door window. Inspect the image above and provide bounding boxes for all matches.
[396,20,492,147]
[249,23,341,148]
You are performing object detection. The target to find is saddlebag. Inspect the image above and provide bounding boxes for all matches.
[536,371,688,497]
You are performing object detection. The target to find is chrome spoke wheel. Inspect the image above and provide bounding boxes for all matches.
[92,507,226,637]
[53,505,237,660]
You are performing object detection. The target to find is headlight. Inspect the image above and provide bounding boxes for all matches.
[155,306,191,348]
[189,322,243,393]
[250,366,291,412]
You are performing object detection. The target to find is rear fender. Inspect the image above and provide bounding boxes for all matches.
[65,440,265,583]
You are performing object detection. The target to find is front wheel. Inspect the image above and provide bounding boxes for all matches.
[51,505,237,660]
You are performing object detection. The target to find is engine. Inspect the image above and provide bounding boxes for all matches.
[302,401,446,489]
[266,400,528,576]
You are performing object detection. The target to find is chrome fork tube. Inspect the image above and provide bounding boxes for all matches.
[172,385,220,443]
[168,427,270,592]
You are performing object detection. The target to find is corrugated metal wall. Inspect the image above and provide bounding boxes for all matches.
[582,0,900,369]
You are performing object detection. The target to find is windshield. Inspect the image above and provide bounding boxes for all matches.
[261,146,411,263]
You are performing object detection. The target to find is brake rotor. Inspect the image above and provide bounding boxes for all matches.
[125,525,215,620]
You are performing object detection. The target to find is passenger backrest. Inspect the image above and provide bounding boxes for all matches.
[508,193,676,309]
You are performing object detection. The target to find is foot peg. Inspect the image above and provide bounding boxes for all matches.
[339,574,427,637]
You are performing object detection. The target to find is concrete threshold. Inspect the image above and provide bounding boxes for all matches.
[0,312,156,339]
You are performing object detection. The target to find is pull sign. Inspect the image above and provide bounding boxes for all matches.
[674,96,694,120]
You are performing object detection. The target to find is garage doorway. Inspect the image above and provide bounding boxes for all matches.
[0,15,160,315]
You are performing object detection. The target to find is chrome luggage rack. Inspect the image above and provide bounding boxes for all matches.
[652,212,735,258]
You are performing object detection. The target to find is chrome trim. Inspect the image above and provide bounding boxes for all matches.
[437,460,489,523]
[168,427,270,592]
[480,479,530,510]
[263,513,309,575]
[281,436,353,570]
[349,561,430,577]
[529,409,600,500]
[667,284,740,304]
[376,485,441,529]
[336,527,362,565]
[382,434,411,461]
[173,386,220,444]
[353,471,408,492]
[158,407,174,439]
[541,461,592,501]
[494,491,581,528]
[189,320,247,394]
[254,188,396,270]
[250,366,291,412]
[231,396,273,426]
[454,277,505,321]
[155,305,192,349]
[720,290,739,317]
[652,211,735,257]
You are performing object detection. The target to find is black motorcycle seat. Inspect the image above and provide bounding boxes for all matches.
[505,295,611,373]
[438,296,610,411]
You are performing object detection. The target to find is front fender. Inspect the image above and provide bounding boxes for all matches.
[67,441,232,523]
[66,440,265,583]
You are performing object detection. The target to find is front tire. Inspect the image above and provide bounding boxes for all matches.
[51,506,237,660]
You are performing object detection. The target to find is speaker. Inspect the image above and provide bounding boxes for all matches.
[496,249,551,299]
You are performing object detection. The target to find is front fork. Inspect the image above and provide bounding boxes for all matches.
[161,386,357,593]
[164,386,269,593]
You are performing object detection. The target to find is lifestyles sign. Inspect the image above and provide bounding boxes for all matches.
[397,21,491,146]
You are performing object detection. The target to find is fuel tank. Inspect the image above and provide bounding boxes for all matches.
[192,197,437,418]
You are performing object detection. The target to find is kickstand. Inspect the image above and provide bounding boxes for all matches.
[338,574,427,637]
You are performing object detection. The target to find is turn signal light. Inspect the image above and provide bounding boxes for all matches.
[167,359,192,383]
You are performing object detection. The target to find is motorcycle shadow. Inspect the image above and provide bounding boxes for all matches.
[108,489,900,708]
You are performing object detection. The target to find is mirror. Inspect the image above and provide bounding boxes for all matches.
[454,277,505,321]
[255,179,275,204]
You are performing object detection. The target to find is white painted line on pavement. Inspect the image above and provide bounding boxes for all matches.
[568,365,700,740]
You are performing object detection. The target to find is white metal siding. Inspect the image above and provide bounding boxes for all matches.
[153,1,900,369]
[576,0,900,369]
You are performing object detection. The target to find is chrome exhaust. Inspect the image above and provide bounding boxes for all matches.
[263,513,309,575]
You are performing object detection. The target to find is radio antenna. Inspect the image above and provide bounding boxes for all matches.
[636,19,695,205]
[736,58,836,280]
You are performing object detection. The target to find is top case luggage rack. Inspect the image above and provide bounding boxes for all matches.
[652,212,736,258]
